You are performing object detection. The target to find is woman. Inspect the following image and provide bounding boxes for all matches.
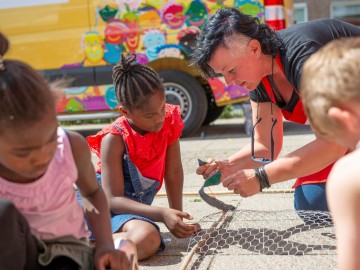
[192,7,360,211]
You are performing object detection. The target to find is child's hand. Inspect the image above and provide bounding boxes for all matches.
[161,208,199,238]
[94,247,131,270]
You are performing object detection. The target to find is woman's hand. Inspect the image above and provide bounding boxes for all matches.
[196,158,217,179]
[160,208,199,238]
[197,159,236,186]
[196,159,232,179]
[222,169,261,197]
[94,246,131,270]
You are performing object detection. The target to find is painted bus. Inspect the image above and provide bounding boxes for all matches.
[0,0,294,136]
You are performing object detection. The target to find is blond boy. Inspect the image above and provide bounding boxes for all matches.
[301,37,360,270]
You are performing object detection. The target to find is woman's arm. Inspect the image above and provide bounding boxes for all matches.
[198,101,284,179]
[164,139,183,211]
[264,135,347,185]
[222,134,348,197]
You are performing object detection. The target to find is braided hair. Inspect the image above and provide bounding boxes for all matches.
[112,54,164,110]
[192,7,282,78]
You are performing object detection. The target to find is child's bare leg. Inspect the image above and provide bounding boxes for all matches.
[114,219,161,260]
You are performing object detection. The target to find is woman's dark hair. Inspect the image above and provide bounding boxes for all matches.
[0,33,55,132]
[192,7,282,78]
[112,54,164,110]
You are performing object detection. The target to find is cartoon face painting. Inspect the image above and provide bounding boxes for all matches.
[162,1,185,29]
[185,0,208,28]
[104,19,129,44]
[104,43,122,64]
[153,44,182,60]
[83,31,104,63]
[123,11,140,52]
[177,26,200,57]
[138,8,162,28]
[142,29,166,49]
[158,46,182,58]
[145,47,159,61]
[104,85,118,109]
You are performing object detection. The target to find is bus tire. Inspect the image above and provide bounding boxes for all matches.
[202,104,225,125]
[159,70,208,137]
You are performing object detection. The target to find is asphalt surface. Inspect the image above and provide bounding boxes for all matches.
[67,118,337,270]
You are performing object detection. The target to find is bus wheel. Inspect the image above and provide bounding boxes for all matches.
[202,103,225,126]
[159,70,208,137]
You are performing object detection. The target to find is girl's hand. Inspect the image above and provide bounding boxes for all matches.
[94,246,130,270]
[222,169,260,197]
[161,208,199,238]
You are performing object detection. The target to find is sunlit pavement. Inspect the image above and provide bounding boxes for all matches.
[68,118,336,270]
[147,119,335,270]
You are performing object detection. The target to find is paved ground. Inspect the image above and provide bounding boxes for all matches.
[69,118,337,270]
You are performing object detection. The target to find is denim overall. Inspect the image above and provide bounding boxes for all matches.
[78,124,165,251]
[111,124,160,204]
[101,124,165,250]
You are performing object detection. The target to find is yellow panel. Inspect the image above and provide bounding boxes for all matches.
[0,0,89,69]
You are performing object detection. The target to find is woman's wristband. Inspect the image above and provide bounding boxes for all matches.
[254,166,271,192]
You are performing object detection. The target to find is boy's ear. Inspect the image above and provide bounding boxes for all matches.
[328,106,359,132]
[119,106,129,117]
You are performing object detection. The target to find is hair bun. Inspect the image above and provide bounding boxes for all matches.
[112,54,137,84]
[118,54,136,72]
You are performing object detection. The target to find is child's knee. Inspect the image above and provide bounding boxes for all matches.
[134,223,160,249]
[136,228,161,260]
[125,221,161,258]
[145,227,161,248]
[126,220,160,241]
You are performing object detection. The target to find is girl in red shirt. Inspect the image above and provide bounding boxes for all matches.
[86,54,198,260]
